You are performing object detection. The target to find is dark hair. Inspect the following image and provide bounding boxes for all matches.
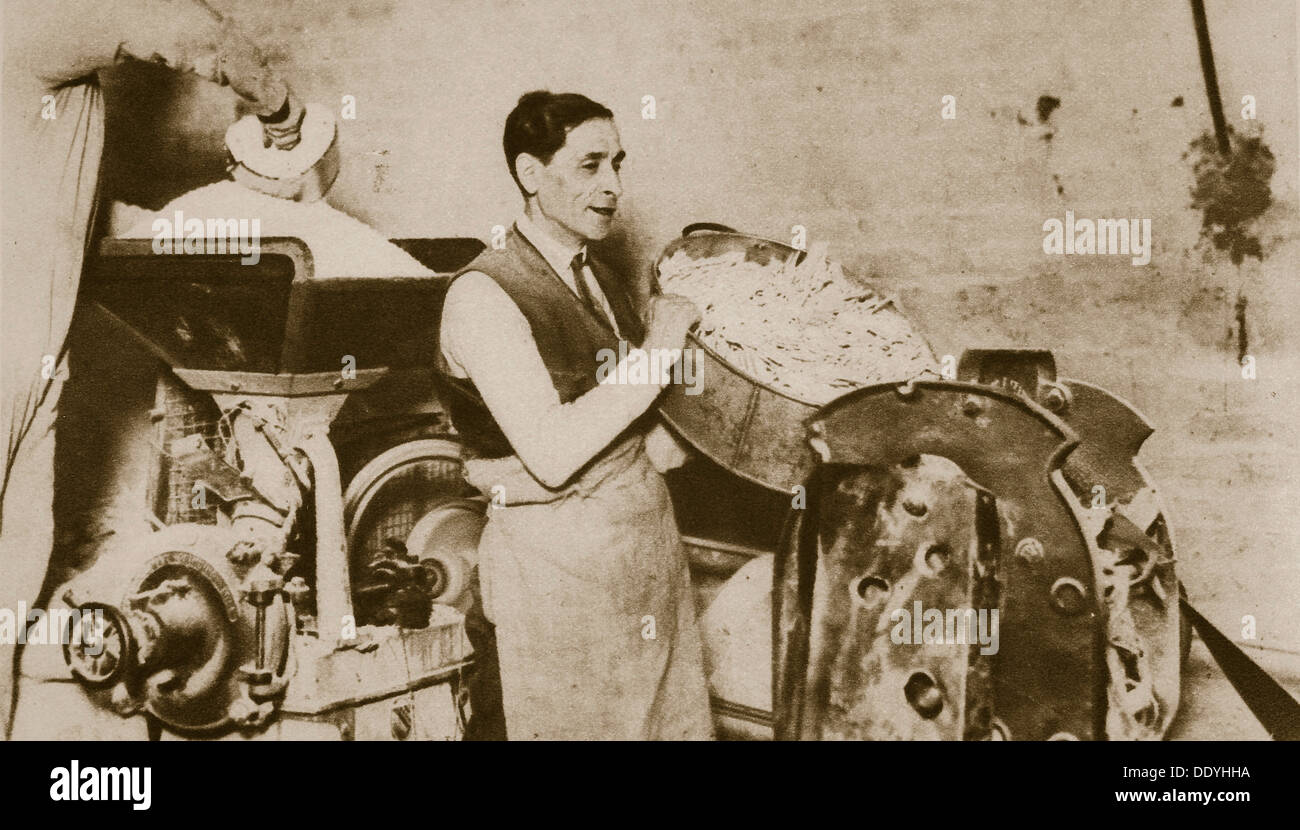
[503,91,614,194]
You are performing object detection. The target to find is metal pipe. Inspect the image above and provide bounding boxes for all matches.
[255,605,266,669]
[299,431,353,646]
[1190,0,1231,155]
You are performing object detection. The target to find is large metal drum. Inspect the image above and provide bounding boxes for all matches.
[652,224,938,492]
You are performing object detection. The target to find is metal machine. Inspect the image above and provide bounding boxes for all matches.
[21,236,487,740]
[20,224,1188,742]
[656,226,1187,741]
[772,362,1184,740]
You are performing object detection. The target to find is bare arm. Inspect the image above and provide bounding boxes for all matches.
[440,272,694,488]
[17,0,287,116]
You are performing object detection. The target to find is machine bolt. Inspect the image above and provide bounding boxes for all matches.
[269,551,300,575]
[922,543,950,573]
[284,576,311,606]
[852,575,890,603]
[241,573,283,672]
[1049,577,1088,616]
[904,671,944,720]
[1039,382,1072,414]
[226,539,263,567]
[1015,537,1045,562]
[110,683,141,716]
[961,395,984,417]
[244,574,284,599]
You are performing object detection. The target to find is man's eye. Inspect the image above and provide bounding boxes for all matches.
[582,162,599,172]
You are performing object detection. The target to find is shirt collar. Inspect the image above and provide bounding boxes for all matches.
[516,213,588,284]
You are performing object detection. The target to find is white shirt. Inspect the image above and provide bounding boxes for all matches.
[440,216,687,488]
[512,213,622,337]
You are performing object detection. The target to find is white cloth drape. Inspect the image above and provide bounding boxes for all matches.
[0,0,290,738]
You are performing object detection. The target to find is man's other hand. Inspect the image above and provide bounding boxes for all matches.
[645,293,701,352]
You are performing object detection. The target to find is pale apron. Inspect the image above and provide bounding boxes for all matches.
[464,433,713,740]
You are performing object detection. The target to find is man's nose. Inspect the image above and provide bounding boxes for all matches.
[600,163,622,199]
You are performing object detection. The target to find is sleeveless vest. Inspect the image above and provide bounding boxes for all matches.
[433,225,646,459]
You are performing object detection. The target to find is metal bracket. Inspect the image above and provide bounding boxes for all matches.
[775,380,1102,741]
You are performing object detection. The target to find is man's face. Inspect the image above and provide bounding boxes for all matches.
[527,118,624,244]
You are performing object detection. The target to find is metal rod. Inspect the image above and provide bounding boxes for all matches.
[300,429,353,646]
[1190,0,1231,155]
[255,605,266,670]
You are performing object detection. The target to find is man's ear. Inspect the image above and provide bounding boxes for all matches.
[515,153,543,197]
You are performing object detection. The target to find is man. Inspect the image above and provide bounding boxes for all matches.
[0,0,303,738]
[435,90,713,740]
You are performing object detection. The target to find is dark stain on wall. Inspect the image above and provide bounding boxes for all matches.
[1035,94,1060,123]
[1186,125,1275,265]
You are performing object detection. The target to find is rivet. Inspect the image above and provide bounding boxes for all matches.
[853,575,890,603]
[988,717,1010,741]
[904,671,944,720]
[961,394,984,416]
[1042,386,1068,413]
[903,499,928,517]
[1015,537,1045,561]
[1049,576,1088,615]
[920,543,949,574]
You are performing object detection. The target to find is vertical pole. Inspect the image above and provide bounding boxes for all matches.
[1190,0,1231,155]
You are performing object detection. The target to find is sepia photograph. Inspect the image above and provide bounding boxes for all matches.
[0,0,1297,808]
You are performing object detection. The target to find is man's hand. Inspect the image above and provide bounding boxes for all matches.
[259,90,305,151]
[645,422,693,473]
[644,293,701,352]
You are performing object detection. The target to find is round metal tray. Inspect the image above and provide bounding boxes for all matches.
[651,224,936,493]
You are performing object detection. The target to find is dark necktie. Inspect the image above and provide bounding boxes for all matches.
[570,252,614,333]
